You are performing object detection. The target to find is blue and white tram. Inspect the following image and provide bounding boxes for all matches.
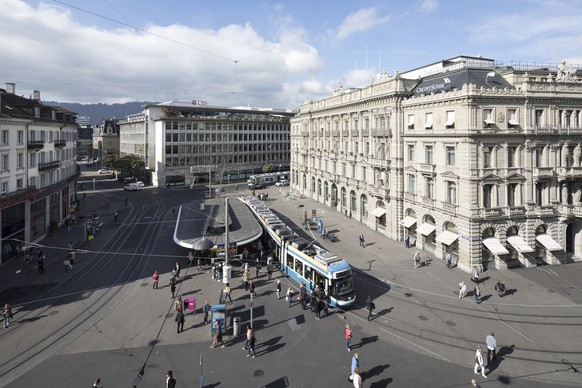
[240,196,356,308]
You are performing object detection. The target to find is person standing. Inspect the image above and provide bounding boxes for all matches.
[473,346,488,378]
[349,353,359,381]
[459,281,467,299]
[266,261,273,280]
[242,268,250,291]
[91,377,102,387]
[345,323,353,352]
[210,320,224,348]
[166,370,176,388]
[152,271,160,289]
[472,267,480,284]
[359,234,364,247]
[286,287,293,308]
[175,308,185,333]
[471,378,481,388]
[243,325,253,350]
[249,280,257,297]
[224,283,232,302]
[255,258,261,277]
[366,296,375,320]
[175,297,184,312]
[169,277,176,299]
[3,304,13,328]
[63,257,73,274]
[276,280,281,299]
[486,332,497,364]
[197,258,202,272]
[175,261,181,279]
[203,300,210,324]
[352,367,363,388]
[446,253,453,269]
[246,330,257,358]
[405,234,410,248]
[474,284,481,304]
[37,254,45,275]
[114,211,118,221]
[299,283,307,310]
[413,251,422,268]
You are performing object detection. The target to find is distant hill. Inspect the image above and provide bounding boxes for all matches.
[44,101,156,125]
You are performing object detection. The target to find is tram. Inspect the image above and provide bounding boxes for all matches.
[239,196,356,308]
[247,172,289,187]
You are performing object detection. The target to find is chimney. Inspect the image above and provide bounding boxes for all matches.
[6,83,15,94]
[33,89,41,102]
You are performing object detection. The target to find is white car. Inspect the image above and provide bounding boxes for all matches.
[275,179,289,187]
[124,183,141,191]
[97,169,110,174]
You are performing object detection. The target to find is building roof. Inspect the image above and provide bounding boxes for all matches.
[411,68,514,96]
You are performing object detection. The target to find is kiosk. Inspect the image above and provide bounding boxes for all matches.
[210,304,227,334]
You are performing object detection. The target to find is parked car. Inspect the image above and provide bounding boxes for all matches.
[124,183,141,191]
[136,181,144,188]
[275,179,289,187]
[97,169,110,174]
[249,183,266,190]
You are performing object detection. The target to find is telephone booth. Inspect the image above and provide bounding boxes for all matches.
[210,304,227,335]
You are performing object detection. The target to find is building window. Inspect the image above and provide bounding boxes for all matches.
[484,108,494,127]
[447,181,457,205]
[445,111,455,128]
[424,113,433,129]
[535,109,544,129]
[508,146,517,168]
[16,178,23,190]
[341,187,346,207]
[407,144,415,161]
[425,145,433,164]
[1,154,8,171]
[17,153,23,169]
[483,184,494,208]
[407,174,416,194]
[483,146,492,168]
[18,130,24,144]
[407,114,415,129]
[0,181,7,194]
[446,146,455,166]
[1,130,8,145]
[350,190,357,212]
[507,183,517,207]
[425,177,434,199]
[508,109,519,127]
[536,182,547,205]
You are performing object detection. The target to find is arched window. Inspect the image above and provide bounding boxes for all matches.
[341,187,346,207]
[350,190,357,212]
[317,179,322,197]
[311,177,316,193]
[360,194,368,217]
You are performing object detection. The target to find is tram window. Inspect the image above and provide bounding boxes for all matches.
[294,261,303,276]
[286,254,294,270]
[314,271,324,290]
[304,266,313,283]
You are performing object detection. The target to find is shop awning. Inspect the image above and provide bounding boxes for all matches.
[400,216,417,229]
[507,236,534,253]
[535,234,563,251]
[482,238,509,255]
[436,230,458,246]
[370,207,386,218]
[417,223,436,236]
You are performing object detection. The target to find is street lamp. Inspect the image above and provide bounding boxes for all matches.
[279,164,282,172]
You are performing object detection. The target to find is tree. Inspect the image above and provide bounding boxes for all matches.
[262,163,275,173]
[104,155,144,176]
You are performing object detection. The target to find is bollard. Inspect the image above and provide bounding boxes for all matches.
[233,316,241,336]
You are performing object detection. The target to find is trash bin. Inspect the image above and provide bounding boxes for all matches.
[233,316,241,336]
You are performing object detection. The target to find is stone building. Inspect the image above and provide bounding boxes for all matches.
[290,56,582,272]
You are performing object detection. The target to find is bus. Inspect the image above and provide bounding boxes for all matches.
[247,172,289,187]
[239,196,356,308]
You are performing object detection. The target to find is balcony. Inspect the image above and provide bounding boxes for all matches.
[371,128,392,137]
[533,205,555,216]
[557,205,582,217]
[481,207,503,218]
[27,140,44,151]
[422,197,435,209]
[508,206,526,216]
[368,158,391,169]
[404,192,416,203]
[53,140,66,148]
[533,167,555,178]
[442,202,457,215]
[38,160,60,172]
[418,163,436,175]
[557,166,582,178]
[368,185,389,199]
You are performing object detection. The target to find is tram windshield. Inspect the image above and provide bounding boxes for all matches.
[331,270,354,298]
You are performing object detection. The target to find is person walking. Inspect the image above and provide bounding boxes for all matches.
[175,297,184,312]
[249,280,257,297]
[224,283,232,302]
[276,280,281,299]
[3,304,13,328]
[37,254,45,275]
[366,296,376,320]
[405,234,410,248]
[349,353,359,381]
[63,257,73,274]
[474,284,481,304]
[203,300,210,324]
[114,211,118,221]
[299,283,307,310]
[166,370,176,388]
[169,277,176,299]
[472,267,480,284]
[246,330,257,358]
[210,320,224,348]
[197,258,202,272]
[474,346,488,378]
[175,261,181,279]
[459,281,467,299]
[413,251,422,268]
[471,378,482,388]
[345,323,353,351]
[286,287,293,308]
[175,308,185,333]
[446,253,453,269]
[352,367,363,388]
[91,377,103,387]
[359,234,365,247]
[486,332,497,364]
[242,268,250,290]
[152,271,160,289]
[495,278,506,297]
[243,325,253,350]
[266,261,273,280]
[255,258,261,277]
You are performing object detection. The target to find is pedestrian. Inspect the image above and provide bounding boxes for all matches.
[474,284,481,304]
[246,330,257,358]
[175,308,185,333]
[286,287,293,308]
[471,378,482,388]
[224,283,232,302]
[255,258,261,277]
[3,304,13,328]
[405,234,410,248]
[459,281,467,299]
[235,184,239,191]
[242,268,249,291]
[366,295,376,320]
[249,280,257,297]
[486,332,497,364]
[243,325,253,351]
[322,295,329,317]
[91,377,103,387]
[152,270,160,289]
[413,251,422,268]
[495,278,506,297]
[352,367,363,388]
[203,300,210,324]
[175,297,184,312]
[300,283,307,309]
[197,258,202,272]
[345,323,353,351]
[37,254,45,275]
[314,297,321,320]
[211,320,224,348]
[474,346,488,378]
[166,370,176,388]
[267,261,273,279]
[63,257,73,274]
[175,261,181,279]
[359,233,364,247]
[211,265,216,280]
[172,208,175,215]
[349,352,359,381]
[169,277,176,299]
[114,211,118,221]
[446,253,453,269]
[276,280,281,299]
[472,267,480,284]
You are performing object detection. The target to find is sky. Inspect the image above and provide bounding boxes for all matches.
[1,0,582,109]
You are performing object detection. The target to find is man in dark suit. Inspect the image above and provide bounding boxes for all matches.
[166,370,176,388]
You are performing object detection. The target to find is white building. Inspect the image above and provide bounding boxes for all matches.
[0,83,78,263]
[291,56,582,272]
[119,101,295,187]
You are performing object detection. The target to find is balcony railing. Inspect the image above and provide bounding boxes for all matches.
[53,140,66,148]
[422,197,435,208]
[38,161,61,172]
[481,208,502,218]
[533,205,555,216]
[534,126,582,135]
[533,167,555,178]
[27,140,44,151]
[442,202,457,215]
[371,128,392,137]
[509,206,526,216]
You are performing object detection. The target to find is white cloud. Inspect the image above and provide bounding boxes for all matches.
[419,0,438,13]
[333,7,391,42]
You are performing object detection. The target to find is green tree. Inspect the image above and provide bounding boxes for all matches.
[104,155,144,176]
[262,163,275,173]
